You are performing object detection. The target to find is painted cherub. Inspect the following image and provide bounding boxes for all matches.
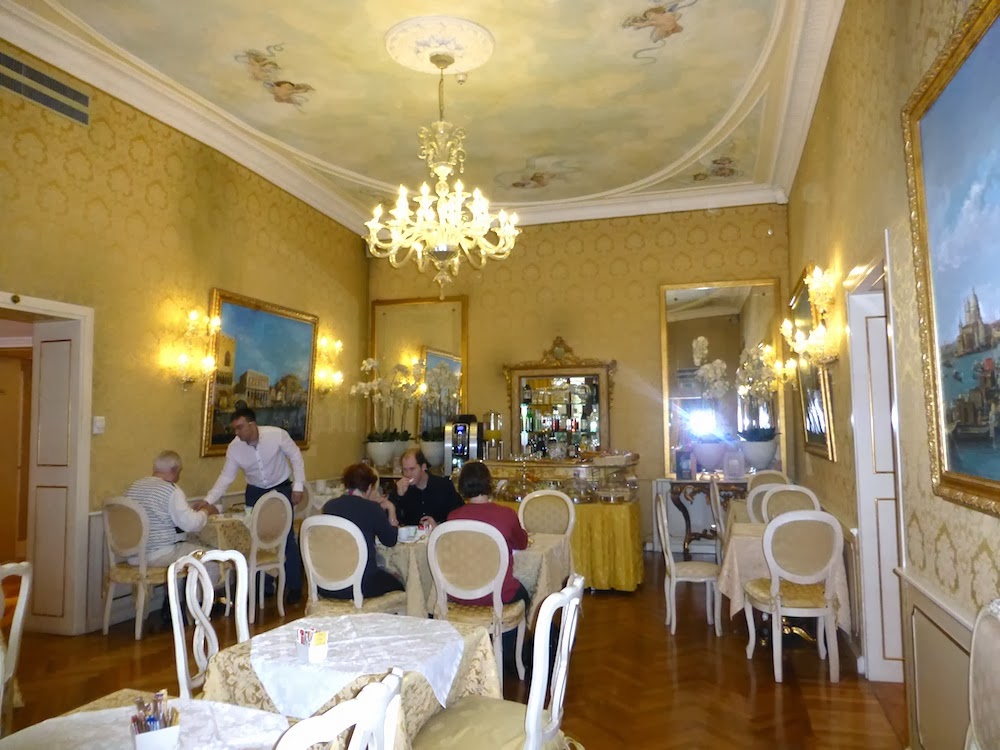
[265,80,315,107]
[236,48,282,83]
[622,5,686,42]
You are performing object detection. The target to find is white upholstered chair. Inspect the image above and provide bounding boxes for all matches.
[427,520,527,690]
[743,509,844,683]
[102,497,167,640]
[167,549,249,699]
[299,516,406,616]
[966,599,1000,749]
[413,575,585,750]
[519,489,576,574]
[760,484,821,522]
[247,490,292,624]
[274,668,403,750]
[746,483,782,523]
[0,562,31,736]
[654,494,721,636]
[748,470,790,491]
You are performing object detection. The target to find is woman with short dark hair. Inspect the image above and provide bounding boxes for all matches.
[319,463,404,599]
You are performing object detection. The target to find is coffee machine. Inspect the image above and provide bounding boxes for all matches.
[444,414,483,476]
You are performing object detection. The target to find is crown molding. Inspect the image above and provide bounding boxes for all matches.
[513,183,788,227]
[0,1,369,232]
[769,0,846,192]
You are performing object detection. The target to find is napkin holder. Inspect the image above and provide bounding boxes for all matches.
[133,725,180,750]
[296,640,329,664]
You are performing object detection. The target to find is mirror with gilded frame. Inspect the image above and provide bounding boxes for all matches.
[503,337,616,456]
[370,297,467,437]
[659,279,787,475]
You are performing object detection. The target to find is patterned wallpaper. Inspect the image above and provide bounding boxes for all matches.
[370,206,789,541]
[0,40,370,508]
[788,0,992,617]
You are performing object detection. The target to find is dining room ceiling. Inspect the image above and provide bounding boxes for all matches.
[2,0,844,233]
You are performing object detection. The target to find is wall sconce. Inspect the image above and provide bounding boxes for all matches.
[175,310,220,390]
[315,336,343,397]
[781,265,841,366]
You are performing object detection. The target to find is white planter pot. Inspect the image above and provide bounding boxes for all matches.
[740,438,777,471]
[692,442,726,472]
[366,441,395,469]
[420,440,446,468]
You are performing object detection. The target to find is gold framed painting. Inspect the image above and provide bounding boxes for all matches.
[903,0,1000,515]
[200,289,318,456]
[789,267,836,461]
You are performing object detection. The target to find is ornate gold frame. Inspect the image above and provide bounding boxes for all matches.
[903,0,1000,515]
[659,279,786,476]
[789,268,836,461]
[201,288,318,457]
[503,337,617,450]
[370,296,468,435]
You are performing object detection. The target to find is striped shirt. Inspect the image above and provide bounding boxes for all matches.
[124,477,208,559]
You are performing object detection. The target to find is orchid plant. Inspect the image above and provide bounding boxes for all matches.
[735,343,780,441]
[350,358,422,442]
[691,336,730,400]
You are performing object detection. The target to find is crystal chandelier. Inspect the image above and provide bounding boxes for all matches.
[365,53,519,298]
[780,265,840,366]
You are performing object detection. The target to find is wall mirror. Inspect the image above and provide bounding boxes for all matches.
[659,279,786,475]
[503,337,616,457]
[371,297,467,437]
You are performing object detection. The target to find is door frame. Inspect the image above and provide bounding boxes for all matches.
[0,291,93,635]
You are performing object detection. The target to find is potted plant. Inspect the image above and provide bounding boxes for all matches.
[350,359,395,469]
[734,344,784,470]
[690,336,732,471]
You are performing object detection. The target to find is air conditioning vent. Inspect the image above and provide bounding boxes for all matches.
[0,51,89,125]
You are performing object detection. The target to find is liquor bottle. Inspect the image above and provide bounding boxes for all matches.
[522,382,532,404]
[526,408,534,433]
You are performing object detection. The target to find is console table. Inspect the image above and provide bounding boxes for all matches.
[652,477,749,560]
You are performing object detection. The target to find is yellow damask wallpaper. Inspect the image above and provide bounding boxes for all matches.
[370,206,790,541]
[788,0,993,617]
[0,41,370,508]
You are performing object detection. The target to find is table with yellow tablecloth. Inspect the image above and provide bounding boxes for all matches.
[201,618,500,750]
[497,499,643,591]
[194,513,304,558]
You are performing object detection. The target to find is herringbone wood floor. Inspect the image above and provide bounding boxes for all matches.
[10,554,906,748]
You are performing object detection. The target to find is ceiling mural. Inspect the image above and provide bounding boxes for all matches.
[4,0,844,229]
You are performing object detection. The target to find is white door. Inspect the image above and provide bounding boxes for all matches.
[27,319,85,634]
[848,289,903,682]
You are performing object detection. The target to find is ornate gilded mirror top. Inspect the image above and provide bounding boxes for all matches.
[503,337,616,455]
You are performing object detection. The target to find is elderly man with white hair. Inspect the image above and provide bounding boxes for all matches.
[124,449,221,567]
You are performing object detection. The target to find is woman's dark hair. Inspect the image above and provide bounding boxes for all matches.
[342,463,378,493]
[458,460,492,499]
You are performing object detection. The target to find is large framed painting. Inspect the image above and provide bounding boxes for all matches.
[789,267,836,461]
[201,289,317,456]
[418,347,463,438]
[903,0,1000,515]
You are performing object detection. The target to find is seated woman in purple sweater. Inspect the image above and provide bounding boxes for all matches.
[320,463,404,600]
[445,461,530,608]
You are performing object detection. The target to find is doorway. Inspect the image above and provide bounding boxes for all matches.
[0,328,32,562]
[0,291,94,635]
[846,253,903,682]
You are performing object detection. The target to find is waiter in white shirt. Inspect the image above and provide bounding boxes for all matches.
[204,406,306,603]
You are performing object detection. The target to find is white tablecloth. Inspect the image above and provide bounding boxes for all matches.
[249,614,464,719]
[0,699,288,750]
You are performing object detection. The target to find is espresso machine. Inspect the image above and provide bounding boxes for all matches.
[444,414,484,476]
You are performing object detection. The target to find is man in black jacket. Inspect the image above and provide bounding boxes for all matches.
[389,448,464,526]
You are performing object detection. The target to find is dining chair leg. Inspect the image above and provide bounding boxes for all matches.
[705,583,714,626]
[492,625,505,692]
[744,602,756,658]
[223,564,232,618]
[277,568,286,617]
[249,568,257,625]
[515,619,526,680]
[826,614,840,683]
[663,576,670,627]
[134,584,146,641]
[102,581,115,635]
[817,616,827,660]
[771,608,783,682]
[669,580,678,635]
[713,583,722,637]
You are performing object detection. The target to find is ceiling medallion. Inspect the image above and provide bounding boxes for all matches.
[367,17,517,297]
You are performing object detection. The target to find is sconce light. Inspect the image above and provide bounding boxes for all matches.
[315,336,343,397]
[175,310,220,390]
[781,265,840,366]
